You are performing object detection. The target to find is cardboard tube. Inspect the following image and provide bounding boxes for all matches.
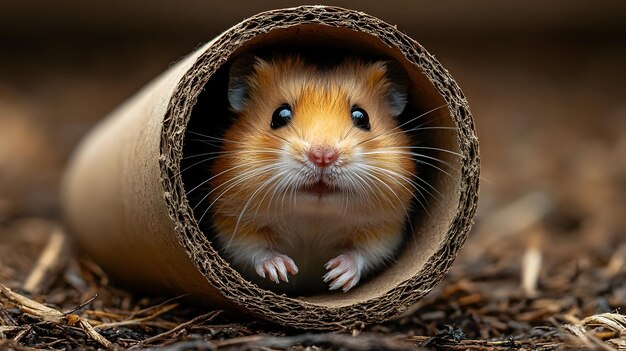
[62,6,480,329]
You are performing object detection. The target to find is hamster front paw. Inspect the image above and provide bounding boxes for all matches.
[323,253,364,292]
[253,251,299,284]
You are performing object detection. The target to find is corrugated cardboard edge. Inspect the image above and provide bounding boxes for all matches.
[160,6,479,329]
[63,5,479,330]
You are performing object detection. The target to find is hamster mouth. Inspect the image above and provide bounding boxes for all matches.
[301,181,339,196]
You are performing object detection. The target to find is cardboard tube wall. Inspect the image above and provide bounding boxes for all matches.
[62,6,479,329]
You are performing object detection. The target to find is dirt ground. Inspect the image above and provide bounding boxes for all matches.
[0,2,625,350]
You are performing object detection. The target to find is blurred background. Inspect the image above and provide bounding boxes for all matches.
[1,0,625,221]
[0,0,624,343]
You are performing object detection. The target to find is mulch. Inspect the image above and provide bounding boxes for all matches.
[0,198,624,350]
[1,9,625,348]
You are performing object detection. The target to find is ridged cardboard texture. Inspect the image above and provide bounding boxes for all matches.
[62,6,480,329]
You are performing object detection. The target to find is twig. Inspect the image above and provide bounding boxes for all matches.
[130,310,222,349]
[580,313,626,333]
[214,333,422,351]
[0,282,115,349]
[63,294,97,315]
[521,229,543,297]
[94,303,178,329]
[406,335,559,350]
[12,325,31,342]
[606,243,626,276]
[0,325,25,333]
[552,315,622,351]
[211,335,265,348]
[0,282,63,322]
[78,318,114,349]
[22,226,69,294]
[126,294,188,319]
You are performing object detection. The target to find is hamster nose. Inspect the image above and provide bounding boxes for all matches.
[308,145,339,167]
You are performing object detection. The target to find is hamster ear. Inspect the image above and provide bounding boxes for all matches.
[382,61,409,117]
[228,55,260,112]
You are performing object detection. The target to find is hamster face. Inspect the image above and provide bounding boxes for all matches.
[201,55,421,293]
[211,55,416,224]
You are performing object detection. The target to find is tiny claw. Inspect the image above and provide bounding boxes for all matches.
[341,276,359,292]
[272,257,289,282]
[329,280,343,291]
[255,265,266,278]
[324,253,362,292]
[254,251,299,284]
[283,256,299,274]
[325,257,340,270]
[266,264,279,284]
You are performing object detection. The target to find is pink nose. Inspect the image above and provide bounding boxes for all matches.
[308,145,339,167]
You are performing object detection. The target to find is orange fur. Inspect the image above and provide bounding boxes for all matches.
[208,55,416,292]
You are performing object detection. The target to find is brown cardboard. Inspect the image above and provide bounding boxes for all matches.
[62,6,480,329]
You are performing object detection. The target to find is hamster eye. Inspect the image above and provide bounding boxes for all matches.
[351,106,371,131]
[271,104,292,129]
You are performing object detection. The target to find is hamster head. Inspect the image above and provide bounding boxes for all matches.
[212,55,416,220]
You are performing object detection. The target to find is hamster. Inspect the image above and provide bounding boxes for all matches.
[206,54,416,293]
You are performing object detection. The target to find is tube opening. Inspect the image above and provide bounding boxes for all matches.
[180,24,461,305]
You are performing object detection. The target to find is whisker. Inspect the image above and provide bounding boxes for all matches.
[361,164,431,201]
[279,170,299,229]
[279,172,297,230]
[358,114,455,145]
[284,118,304,140]
[187,131,240,143]
[364,149,463,182]
[355,104,447,146]
[395,105,448,131]
[187,131,269,148]
[377,164,439,199]
[285,170,304,229]
[252,172,287,220]
[355,166,404,208]
[391,146,462,157]
[184,138,223,148]
[361,164,439,202]
[359,165,430,216]
[256,170,292,216]
[196,164,280,224]
[181,155,222,173]
[227,170,289,251]
[361,149,457,167]
[187,160,272,195]
[341,123,357,142]
[265,166,303,229]
[348,170,389,208]
[269,131,292,145]
[363,167,427,216]
[192,163,277,211]
[181,150,285,173]
[380,126,457,141]
[183,148,284,160]
[289,165,307,207]
[361,150,460,181]
[412,159,458,183]
[183,150,228,160]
